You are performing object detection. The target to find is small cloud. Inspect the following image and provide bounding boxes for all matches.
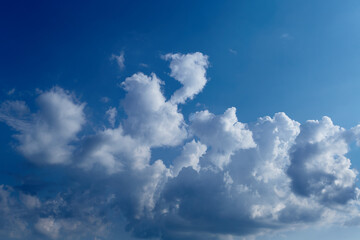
[7,88,15,95]
[280,33,292,40]
[139,63,149,68]
[164,52,209,104]
[195,102,207,109]
[106,107,117,127]
[229,49,237,55]
[20,193,41,209]
[35,88,43,94]
[110,51,125,70]
[35,217,60,239]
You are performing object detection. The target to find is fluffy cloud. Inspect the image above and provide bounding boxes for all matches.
[165,52,209,104]
[287,116,358,204]
[1,52,360,240]
[190,107,256,169]
[76,126,151,173]
[0,87,85,164]
[171,140,207,176]
[121,72,187,147]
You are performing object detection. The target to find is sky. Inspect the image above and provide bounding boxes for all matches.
[1,0,360,239]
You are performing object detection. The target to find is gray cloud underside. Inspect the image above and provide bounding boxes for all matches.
[1,52,360,240]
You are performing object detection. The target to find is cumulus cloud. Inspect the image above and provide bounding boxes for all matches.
[76,126,151,173]
[1,52,360,240]
[171,140,207,176]
[190,107,256,169]
[121,72,187,147]
[165,52,209,104]
[0,87,85,164]
[287,116,358,204]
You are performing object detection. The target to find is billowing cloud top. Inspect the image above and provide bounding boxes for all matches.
[1,52,360,240]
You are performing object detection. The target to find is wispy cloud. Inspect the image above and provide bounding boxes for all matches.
[106,107,117,127]
[229,48,237,55]
[7,88,15,95]
[280,33,293,40]
[111,51,125,70]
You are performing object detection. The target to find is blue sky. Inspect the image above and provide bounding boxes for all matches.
[1,1,360,239]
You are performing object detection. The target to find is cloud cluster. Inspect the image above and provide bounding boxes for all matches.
[0,87,85,165]
[1,52,360,240]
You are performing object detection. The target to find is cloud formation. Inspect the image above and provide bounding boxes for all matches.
[1,52,360,240]
[165,52,209,104]
[0,87,85,165]
[111,51,125,70]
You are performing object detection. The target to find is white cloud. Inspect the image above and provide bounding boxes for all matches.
[106,107,117,127]
[20,193,41,209]
[121,72,187,147]
[287,116,358,204]
[280,33,293,40]
[249,112,300,183]
[164,52,209,104]
[1,52,360,240]
[35,217,61,239]
[171,139,207,176]
[0,87,85,164]
[77,126,151,173]
[111,51,125,70]
[229,49,237,55]
[190,107,256,169]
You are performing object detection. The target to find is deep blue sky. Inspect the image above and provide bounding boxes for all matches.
[2,0,360,126]
[1,1,360,240]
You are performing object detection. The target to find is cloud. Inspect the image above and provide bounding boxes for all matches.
[287,117,358,204]
[229,49,237,55]
[164,52,209,104]
[280,33,293,40]
[76,126,151,173]
[190,107,256,169]
[7,88,15,95]
[0,184,119,240]
[35,217,61,239]
[171,140,207,176]
[121,72,187,147]
[20,193,41,209]
[0,87,85,165]
[0,52,360,240]
[106,107,117,127]
[111,51,125,70]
